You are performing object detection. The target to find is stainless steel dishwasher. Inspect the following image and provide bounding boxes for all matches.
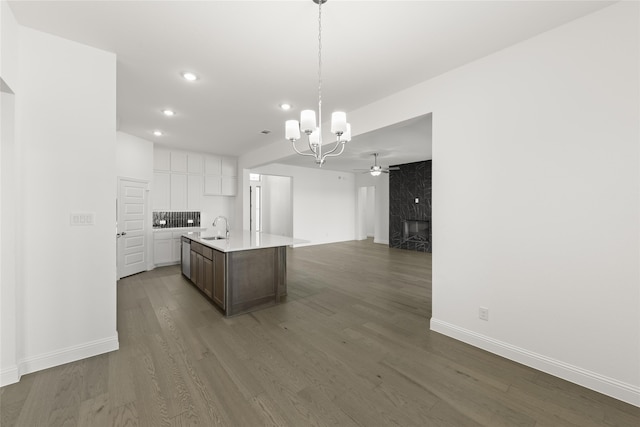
[181,236,191,278]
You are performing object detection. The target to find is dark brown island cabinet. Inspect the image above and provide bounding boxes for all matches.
[183,234,290,316]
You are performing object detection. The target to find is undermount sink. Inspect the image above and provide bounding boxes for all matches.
[202,236,226,241]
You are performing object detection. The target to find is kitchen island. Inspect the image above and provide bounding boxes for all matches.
[181,230,304,316]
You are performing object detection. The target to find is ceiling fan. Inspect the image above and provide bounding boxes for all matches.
[356,153,400,176]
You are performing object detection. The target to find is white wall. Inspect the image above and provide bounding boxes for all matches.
[365,187,375,237]
[347,2,640,405]
[1,0,19,90]
[355,172,389,245]
[261,175,293,237]
[252,163,356,246]
[1,87,18,384]
[1,0,22,385]
[116,132,153,182]
[1,24,118,386]
[201,196,235,231]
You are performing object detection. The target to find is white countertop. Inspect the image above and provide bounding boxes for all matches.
[182,229,306,253]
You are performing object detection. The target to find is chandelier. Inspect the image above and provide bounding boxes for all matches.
[285,0,351,167]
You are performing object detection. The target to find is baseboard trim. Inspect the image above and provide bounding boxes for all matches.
[374,238,389,245]
[430,318,640,407]
[16,335,119,383]
[1,366,20,387]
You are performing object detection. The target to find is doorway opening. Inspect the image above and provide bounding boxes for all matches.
[250,173,293,236]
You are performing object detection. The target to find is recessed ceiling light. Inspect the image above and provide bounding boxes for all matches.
[153,130,163,136]
[162,109,175,116]
[280,103,292,110]
[181,72,198,81]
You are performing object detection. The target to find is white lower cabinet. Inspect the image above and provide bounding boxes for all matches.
[153,231,173,265]
[154,229,203,266]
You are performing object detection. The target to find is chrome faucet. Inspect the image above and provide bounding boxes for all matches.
[213,216,230,239]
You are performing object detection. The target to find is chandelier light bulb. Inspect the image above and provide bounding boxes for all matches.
[309,129,320,147]
[285,120,301,141]
[331,112,347,135]
[300,110,316,134]
[340,123,352,143]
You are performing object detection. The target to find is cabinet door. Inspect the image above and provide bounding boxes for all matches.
[213,250,225,309]
[196,253,205,291]
[154,149,170,171]
[171,152,188,173]
[154,239,172,265]
[221,177,237,196]
[187,153,203,174]
[187,175,203,211]
[205,155,221,175]
[172,238,181,263]
[203,256,213,298]
[170,174,188,210]
[221,157,237,177]
[204,175,221,195]
[153,172,171,210]
[190,250,198,284]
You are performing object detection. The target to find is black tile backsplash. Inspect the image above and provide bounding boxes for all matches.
[389,160,432,252]
[153,211,201,228]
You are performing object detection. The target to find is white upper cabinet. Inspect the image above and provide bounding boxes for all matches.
[170,152,188,173]
[170,173,188,210]
[205,155,221,175]
[188,153,203,174]
[221,157,237,177]
[187,175,203,211]
[204,175,222,196]
[153,172,171,210]
[153,149,237,205]
[153,148,171,171]
[204,155,237,195]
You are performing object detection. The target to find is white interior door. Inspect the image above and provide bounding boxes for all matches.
[117,178,148,279]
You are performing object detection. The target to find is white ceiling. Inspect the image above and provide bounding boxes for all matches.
[8,0,614,172]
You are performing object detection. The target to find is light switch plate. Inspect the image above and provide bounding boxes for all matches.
[70,212,95,226]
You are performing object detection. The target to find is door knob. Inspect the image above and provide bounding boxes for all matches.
[116,232,127,238]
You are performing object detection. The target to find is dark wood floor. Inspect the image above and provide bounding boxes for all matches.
[2,239,639,426]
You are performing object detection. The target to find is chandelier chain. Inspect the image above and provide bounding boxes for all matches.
[317,0,323,145]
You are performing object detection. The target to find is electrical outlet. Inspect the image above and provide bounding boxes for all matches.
[479,307,489,321]
[415,198,419,204]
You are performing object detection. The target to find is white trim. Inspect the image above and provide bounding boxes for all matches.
[374,238,389,245]
[17,335,119,380]
[430,319,640,407]
[0,366,20,387]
